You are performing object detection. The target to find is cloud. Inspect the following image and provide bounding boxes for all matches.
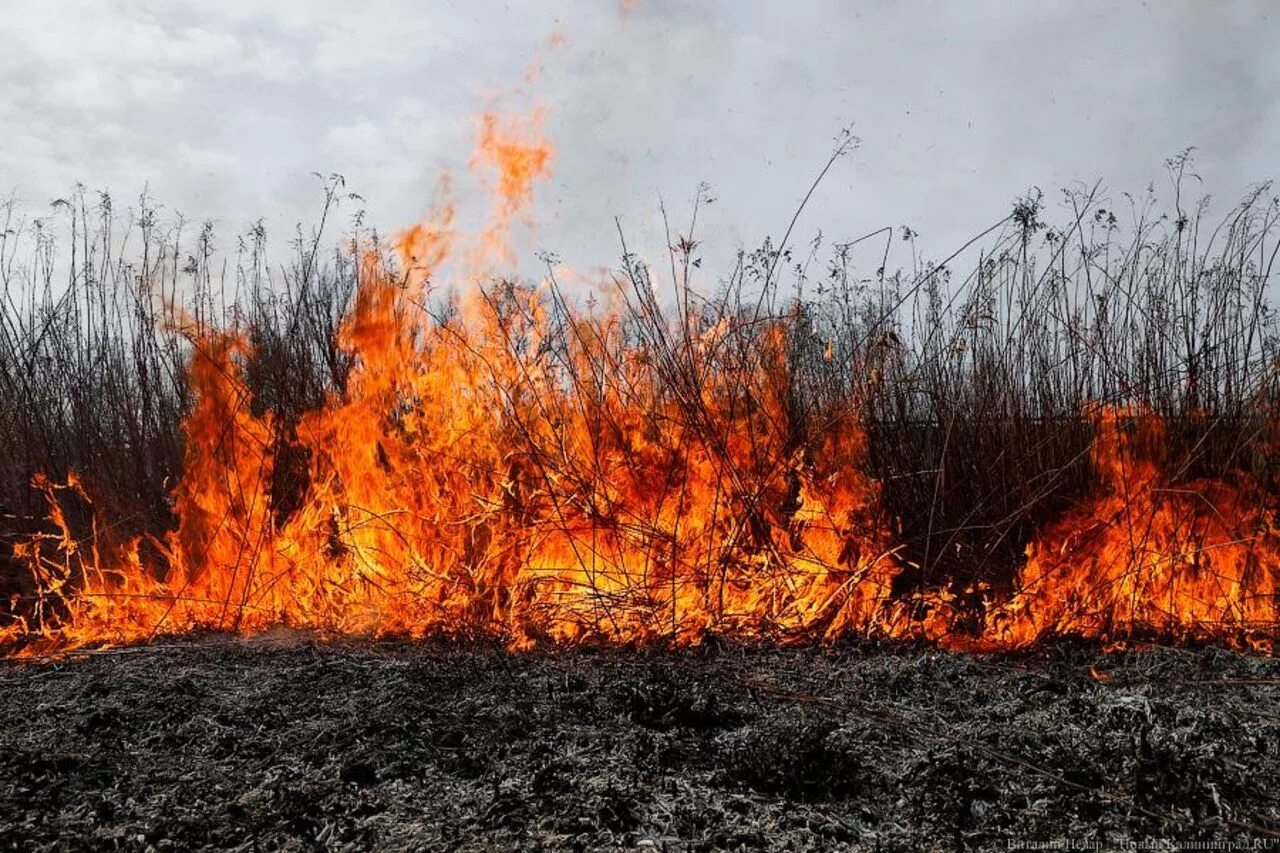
[326,120,383,154]
[1,0,1276,284]
[174,142,240,174]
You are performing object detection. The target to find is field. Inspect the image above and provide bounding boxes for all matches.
[3,637,1278,850]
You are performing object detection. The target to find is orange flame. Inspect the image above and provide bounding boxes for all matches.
[986,405,1279,652]
[0,102,906,655]
[2,105,1277,658]
[3,285,902,652]
[468,109,552,270]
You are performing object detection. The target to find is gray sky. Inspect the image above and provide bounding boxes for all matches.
[2,0,1277,284]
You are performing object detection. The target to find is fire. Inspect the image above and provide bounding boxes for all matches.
[468,109,552,270]
[985,405,1280,652]
[1,108,1277,658]
[0,103,902,655]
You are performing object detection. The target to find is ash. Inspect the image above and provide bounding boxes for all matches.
[1,636,1277,851]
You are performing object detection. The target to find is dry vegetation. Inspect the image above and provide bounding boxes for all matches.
[2,156,1280,850]
[2,156,1278,641]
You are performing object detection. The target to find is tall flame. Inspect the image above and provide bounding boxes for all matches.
[2,109,1277,657]
[986,405,1279,652]
[1,104,903,654]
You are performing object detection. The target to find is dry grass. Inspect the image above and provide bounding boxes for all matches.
[1,159,1277,623]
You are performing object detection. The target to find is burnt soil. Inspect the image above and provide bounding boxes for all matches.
[1,635,1278,851]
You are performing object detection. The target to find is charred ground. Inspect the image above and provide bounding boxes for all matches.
[1,636,1277,851]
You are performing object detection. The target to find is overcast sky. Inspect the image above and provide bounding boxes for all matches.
[2,0,1277,283]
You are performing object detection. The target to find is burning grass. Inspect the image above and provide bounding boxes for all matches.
[1,135,1279,655]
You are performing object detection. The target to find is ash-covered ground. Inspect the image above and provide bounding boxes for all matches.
[1,635,1278,851]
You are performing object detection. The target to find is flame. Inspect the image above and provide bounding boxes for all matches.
[3,273,902,652]
[1,103,1277,657]
[468,109,552,270]
[0,101,905,655]
[985,405,1279,652]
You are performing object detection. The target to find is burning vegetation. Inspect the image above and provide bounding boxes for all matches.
[0,105,1278,658]
[4,8,1278,849]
